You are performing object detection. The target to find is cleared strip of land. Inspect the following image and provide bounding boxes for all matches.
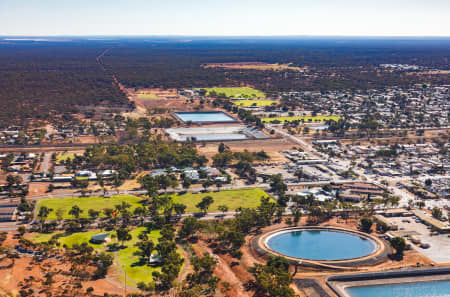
[262,116,340,123]
[203,62,306,72]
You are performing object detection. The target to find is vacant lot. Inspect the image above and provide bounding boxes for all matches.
[171,188,271,213]
[262,115,340,123]
[136,93,161,99]
[204,87,265,98]
[37,195,144,220]
[233,99,278,107]
[197,138,294,163]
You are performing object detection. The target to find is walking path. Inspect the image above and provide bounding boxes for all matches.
[114,251,137,288]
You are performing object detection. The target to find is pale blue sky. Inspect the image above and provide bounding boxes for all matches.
[0,0,449,36]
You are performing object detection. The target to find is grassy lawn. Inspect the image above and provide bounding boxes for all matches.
[204,87,265,98]
[137,93,160,99]
[117,228,162,284]
[261,115,341,123]
[32,230,105,249]
[37,195,144,220]
[170,188,271,213]
[233,99,278,107]
[56,152,76,164]
[31,227,164,284]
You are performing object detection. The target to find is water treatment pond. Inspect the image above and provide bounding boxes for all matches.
[346,280,450,297]
[265,229,376,261]
[175,111,236,123]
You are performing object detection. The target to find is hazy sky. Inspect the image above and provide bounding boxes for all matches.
[1,0,449,36]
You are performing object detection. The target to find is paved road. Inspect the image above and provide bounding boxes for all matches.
[40,152,51,174]
[267,124,322,157]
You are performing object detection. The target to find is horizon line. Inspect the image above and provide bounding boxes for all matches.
[1,34,450,38]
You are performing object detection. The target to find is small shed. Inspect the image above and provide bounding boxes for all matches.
[90,233,110,244]
[149,254,162,265]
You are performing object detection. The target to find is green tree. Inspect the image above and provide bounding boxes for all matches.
[249,256,296,297]
[6,174,22,188]
[116,228,132,247]
[37,206,53,232]
[17,226,26,237]
[135,240,154,263]
[103,208,114,218]
[202,179,213,191]
[139,175,159,197]
[88,209,100,220]
[55,208,64,222]
[415,201,425,209]
[69,205,82,219]
[218,142,226,153]
[292,208,302,226]
[173,203,186,218]
[38,206,52,222]
[178,217,202,240]
[218,230,245,258]
[182,178,192,190]
[185,253,219,295]
[432,207,443,220]
[196,196,214,214]
[360,217,373,233]
[134,206,147,225]
[218,205,228,215]
[212,151,233,167]
[269,174,287,196]
[390,236,406,256]
[97,173,104,188]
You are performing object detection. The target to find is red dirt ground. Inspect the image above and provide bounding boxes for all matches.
[0,232,127,296]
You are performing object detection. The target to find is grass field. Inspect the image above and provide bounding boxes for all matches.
[170,188,271,213]
[233,99,278,107]
[137,93,160,99]
[204,87,265,98]
[261,115,341,123]
[32,228,163,284]
[32,230,105,249]
[37,195,144,220]
[56,152,76,164]
[117,228,162,284]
